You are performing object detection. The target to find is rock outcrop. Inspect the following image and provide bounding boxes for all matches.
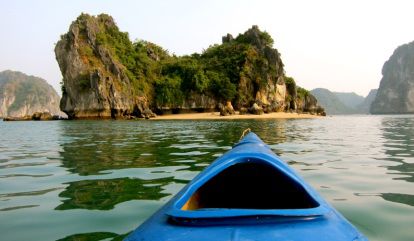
[248,103,264,115]
[0,70,63,118]
[371,41,414,114]
[219,101,235,116]
[55,13,154,119]
[56,14,324,119]
[232,26,286,111]
[285,78,324,115]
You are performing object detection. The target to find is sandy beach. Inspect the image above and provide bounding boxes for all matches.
[153,112,320,120]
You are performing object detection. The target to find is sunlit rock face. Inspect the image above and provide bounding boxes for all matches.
[55,13,152,119]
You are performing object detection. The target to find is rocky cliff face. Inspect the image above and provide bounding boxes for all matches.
[0,70,62,118]
[56,14,324,118]
[371,41,414,114]
[55,14,153,119]
[229,26,286,111]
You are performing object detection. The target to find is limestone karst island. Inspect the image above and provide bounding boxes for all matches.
[2,13,414,119]
[55,13,325,119]
[0,70,63,120]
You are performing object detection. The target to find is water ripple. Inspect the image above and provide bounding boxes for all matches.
[0,187,64,198]
[0,117,414,241]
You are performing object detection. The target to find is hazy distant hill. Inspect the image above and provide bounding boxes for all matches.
[358,89,378,113]
[311,88,377,115]
[311,88,355,114]
[333,92,364,109]
[0,70,62,117]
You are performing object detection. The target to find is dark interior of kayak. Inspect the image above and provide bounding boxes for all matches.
[182,160,319,210]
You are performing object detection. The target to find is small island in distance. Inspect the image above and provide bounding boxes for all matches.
[0,70,65,120]
[55,13,325,119]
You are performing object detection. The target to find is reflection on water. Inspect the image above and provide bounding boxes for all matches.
[388,161,414,183]
[58,120,292,176]
[56,231,128,241]
[56,177,174,210]
[380,193,414,207]
[59,122,163,175]
[1,117,414,241]
[381,117,414,183]
[0,187,63,198]
[354,192,414,208]
[0,204,39,211]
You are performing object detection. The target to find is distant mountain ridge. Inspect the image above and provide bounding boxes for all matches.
[0,70,62,117]
[311,88,377,115]
[333,92,365,109]
[310,88,355,114]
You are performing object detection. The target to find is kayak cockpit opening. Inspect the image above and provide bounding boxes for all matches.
[181,159,319,210]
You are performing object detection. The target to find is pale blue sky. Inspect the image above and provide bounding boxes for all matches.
[1,0,414,96]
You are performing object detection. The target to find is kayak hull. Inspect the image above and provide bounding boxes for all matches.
[125,133,367,241]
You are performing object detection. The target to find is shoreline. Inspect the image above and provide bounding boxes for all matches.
[152,112,321,120]
[2,112,321,121]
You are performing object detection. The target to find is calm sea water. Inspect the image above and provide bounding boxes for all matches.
[1,116,414,241]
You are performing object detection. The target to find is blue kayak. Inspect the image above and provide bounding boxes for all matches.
[126,132,367,241]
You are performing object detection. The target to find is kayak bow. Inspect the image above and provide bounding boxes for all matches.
[125,132,367,241]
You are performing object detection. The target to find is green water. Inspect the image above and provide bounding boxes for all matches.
[1,116,414,241]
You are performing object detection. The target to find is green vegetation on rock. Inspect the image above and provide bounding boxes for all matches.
[56,13,324,118]
[154,75,184,107]
[297,87,310,100]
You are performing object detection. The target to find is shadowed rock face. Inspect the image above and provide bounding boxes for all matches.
[56,14,324,119]
[0,70,62,118]
[371,41,414,114]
